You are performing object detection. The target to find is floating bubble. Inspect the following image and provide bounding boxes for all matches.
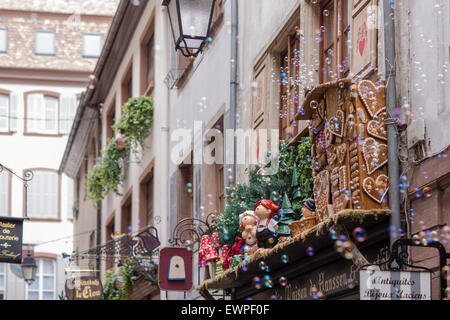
[252,277,262,289]
[259,261,266,271]
[423,187,432,198]
[263,275,273,288]
[265,265,270,273]
[306,246,314,256]
[329,229,338,240]
[271,295,278,300]
[311,286,318,299]
[343,241,354,259]
[281,254,289,264]
[279,277,288,286]
[334,240,344,253]
[310,100,318,109]
[186,182,193,193]
[352,227,367,242]
[271,190,280,201]
[347,278,355,289]
[323,9,329,16]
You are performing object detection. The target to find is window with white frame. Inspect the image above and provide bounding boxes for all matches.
[0,170,10,217]
[27,259,55,300]
[0,92,18,133]
[27,170,59,220]
[26,93,77,135]
[82,33,103,58]
[0,28,7,53]
[35,31,55,56]
[0,263,5,300]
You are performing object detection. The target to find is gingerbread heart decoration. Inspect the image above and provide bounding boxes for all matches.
[329,110,345,138]
[363,175,389,204]
[367,108,387,141]
[358,80,386,118]
[363,138,388,175]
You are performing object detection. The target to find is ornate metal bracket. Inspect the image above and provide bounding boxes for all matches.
[0,164,33,219]
[360,238,450,300]
[168,212,217,252]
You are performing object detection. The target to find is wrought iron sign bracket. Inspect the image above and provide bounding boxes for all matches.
[0,164,33,219]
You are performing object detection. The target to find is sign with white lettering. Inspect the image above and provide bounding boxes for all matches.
[360,270,431,300]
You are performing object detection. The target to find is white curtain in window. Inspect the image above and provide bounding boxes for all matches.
[0,172,8,216]
[0,94,9,132]
[27,171,58,219]
[59,95,77,134]
[44,96,58,134]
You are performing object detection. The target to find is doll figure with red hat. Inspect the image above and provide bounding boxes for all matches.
[254,199,280,252]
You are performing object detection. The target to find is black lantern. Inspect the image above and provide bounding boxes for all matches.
[21,253,37,285]
[163,0,217,58]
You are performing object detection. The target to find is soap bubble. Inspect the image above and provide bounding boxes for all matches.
[306,246,314,256]
[259,261,266,270]
[263,275,273,288]
[352,227,367,242]
[279,277,288,286]
[252,277,262,289]
[281,254,289,264]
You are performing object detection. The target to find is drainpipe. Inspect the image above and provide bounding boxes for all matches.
[383,0,401,247]
[96,111,102,279]
[226,0,238,187]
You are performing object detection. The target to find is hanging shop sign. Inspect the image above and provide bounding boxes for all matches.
[360,270,431,300]
[158,247,193,292]
[0,216,24,264]
[65,276,103,300]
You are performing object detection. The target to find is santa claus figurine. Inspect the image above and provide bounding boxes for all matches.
[254,200,280,250]
[238,210,259,255]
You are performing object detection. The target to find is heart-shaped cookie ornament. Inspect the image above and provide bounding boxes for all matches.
[329,110,345,138]
[363,138,388,175]
[363,175,389,204]
[367,108,387,141]
[358,80,386,118]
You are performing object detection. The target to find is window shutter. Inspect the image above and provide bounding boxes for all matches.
[0,172,8,216]
[27,171,58,219]
[66,177,74,220]
[0,94,8,132]
[10,93,18,132]
[59,95,69,134]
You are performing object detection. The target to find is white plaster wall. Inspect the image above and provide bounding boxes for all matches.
[0,82,82,299]
[407,1,450,154]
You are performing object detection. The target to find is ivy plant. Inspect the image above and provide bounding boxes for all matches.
[86,138,130,203]
[102,258,138,300]
[113,96,154,152]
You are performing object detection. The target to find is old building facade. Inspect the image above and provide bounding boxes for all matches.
[0,0,117,300]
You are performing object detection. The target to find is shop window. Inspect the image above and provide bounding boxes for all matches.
[25,169,60,221]
[26,258,56,300]
[320,0,352,83]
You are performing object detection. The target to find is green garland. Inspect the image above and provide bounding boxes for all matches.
[86,97,154,202]
[102,258,138,300]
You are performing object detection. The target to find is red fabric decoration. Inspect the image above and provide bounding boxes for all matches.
[231,236,244,257]
[221,245,230,270]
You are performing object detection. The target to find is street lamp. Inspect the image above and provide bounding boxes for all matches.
[21,253,37,285]
[162,0,217,58]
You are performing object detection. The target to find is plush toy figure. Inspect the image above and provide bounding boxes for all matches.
[238,210,259,255]
[254,200,280,250]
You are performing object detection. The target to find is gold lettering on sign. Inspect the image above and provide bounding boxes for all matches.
[0,250,21,259]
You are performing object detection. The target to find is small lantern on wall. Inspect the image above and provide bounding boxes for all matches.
[162,0,217,58]
[21,252,37,285]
